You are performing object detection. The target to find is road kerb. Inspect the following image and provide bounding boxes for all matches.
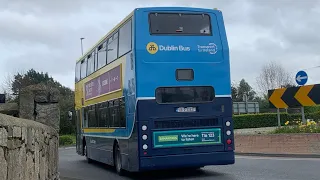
[235,152,320,159]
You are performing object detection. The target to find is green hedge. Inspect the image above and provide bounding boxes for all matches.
[233,111,320,129]
[59,135,76,146]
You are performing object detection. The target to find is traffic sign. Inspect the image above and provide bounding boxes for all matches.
[268,84,320,108]
[295,70,308,86]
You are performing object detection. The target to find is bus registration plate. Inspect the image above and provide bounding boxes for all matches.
[153,128,221,148]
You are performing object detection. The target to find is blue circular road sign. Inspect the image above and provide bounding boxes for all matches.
[295,70,308,86]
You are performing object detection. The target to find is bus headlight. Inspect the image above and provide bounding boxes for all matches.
[226,121,231,127]
[142,135,148,140]
[142,125,147,131]
[226,130,231,136]
[143,144,148,150]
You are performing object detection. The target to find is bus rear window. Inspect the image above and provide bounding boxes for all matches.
[149,13,212,35]
[156,86,215,104]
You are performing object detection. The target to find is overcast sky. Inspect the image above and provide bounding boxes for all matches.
[1,0,319,94]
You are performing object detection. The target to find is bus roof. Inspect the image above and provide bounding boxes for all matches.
[136,6,219,12]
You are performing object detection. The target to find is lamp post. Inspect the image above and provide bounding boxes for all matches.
[80,37,85,55]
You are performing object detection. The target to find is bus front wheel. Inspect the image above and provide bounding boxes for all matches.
[114,143,124,176]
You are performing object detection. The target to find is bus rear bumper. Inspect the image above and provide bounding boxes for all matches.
[139,151,235,171]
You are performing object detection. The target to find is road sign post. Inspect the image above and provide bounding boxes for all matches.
[301,107,306,124]
[295,70,308,124]
[243,94,248,113]
[277,108,281,127]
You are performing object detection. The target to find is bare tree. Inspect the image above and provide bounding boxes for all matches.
[0,70,26,102]
[256,61,294,94]
[0,73,15,102]
[2,74,13,92]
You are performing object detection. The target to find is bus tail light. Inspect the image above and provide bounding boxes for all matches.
[226,139,232,145]
[226,121,231,127]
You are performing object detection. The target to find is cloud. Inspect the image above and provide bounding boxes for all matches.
[0,0,319,94]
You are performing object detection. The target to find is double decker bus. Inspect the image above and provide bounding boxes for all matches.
[74,7,234,175]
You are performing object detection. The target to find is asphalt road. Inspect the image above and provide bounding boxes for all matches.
[59,147,320,180]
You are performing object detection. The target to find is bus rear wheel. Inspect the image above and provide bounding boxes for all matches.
[84,144,92,163]
[114,143,124,176]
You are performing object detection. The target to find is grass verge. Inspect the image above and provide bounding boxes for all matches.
[59,134,76,146]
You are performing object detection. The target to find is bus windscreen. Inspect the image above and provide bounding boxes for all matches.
[149,13,212,35]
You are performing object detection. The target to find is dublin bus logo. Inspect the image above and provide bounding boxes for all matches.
[149,45,157,51]
[146,42,158,54]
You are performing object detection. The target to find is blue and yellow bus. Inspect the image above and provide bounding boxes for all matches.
[74,7,234,175]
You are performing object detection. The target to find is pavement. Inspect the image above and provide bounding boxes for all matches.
[234,127,320,157]
[59,147,320,180]
[234,127,277,135]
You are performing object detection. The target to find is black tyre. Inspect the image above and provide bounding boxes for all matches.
[114,143,124,176]
[84,145,92,163]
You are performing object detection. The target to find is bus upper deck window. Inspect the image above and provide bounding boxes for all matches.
[149,13,212,36]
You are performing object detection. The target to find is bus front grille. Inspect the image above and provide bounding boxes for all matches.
[154,118,218,129]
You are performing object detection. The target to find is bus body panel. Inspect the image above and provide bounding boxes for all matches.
[80,49,138,171]
[75,50,137,171]
[136,98,234,156]
[134,7,231,98]
[127,121,140,172]
[76,54,133,134]
[74,10,138,171]
[84,136,130,169]
[134,7,234,170]
[140,151,235,170]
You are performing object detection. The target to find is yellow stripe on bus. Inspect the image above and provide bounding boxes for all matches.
[83,128,116,133]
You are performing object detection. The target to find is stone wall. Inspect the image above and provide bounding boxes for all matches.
[0,103,19,117]
[235,134,320,155]
[19,84,60,132]
[0,113,59,180]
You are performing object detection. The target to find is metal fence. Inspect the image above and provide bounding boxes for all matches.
[233,102,259,115]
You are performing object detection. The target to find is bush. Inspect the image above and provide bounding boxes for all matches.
[233,111,320,129]
[59,135,75,146]
[304,105,320,114]
[306,111,320,120]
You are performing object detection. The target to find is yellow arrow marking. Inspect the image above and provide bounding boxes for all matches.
[269,88,288,108]
[294,85,316,106]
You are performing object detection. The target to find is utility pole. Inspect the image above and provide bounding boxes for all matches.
[80,38,85,55]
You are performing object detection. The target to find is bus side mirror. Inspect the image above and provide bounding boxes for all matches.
[68,111,73,121]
